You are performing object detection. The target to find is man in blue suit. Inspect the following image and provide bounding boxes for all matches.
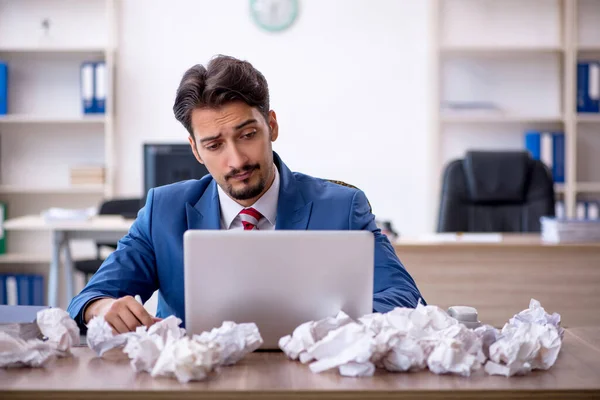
[68,55,424,333]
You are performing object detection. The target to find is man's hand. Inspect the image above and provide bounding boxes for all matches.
[84,296,156,334]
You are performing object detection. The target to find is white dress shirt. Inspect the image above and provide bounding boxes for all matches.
[217,165,280,230]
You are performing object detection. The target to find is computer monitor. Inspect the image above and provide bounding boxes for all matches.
[143,143,210,201]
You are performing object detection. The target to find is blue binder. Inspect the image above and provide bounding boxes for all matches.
[0,61,7,115]
[0,275,7,305]
[16,275,30,305]
[30,275,44,306]
[552,133,565,184]
[94,61,106,114]
[81,62,95,114]
[525,131,541,159]
[577,61,600,113]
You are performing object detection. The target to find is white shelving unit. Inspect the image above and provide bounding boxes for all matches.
[432,0,600,220]
[0,0,117,264]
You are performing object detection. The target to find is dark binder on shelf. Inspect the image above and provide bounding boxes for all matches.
[0,275,7,305]
[0,61,7,115]
[552,133,565,184]
[577,61,600,113]
[16,275,30,306]
[94,61,106,114]
[524,131,564,183]
[30,275,44,306]
[0,201,6,255]
[80,61,95,114]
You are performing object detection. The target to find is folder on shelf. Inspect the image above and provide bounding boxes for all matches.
[80,62,95,114]
[576,201,587,220]
[555,200,565,219]
[0,275,6,305]
[30,275,44,306]
[577,61,600,113]
[0,274,45,306]
[552,133,565,184]
[588,201,599,220]
[0,61,7,115]
[94,61,106,114]
[524,131,564,183]
[5,275,17,305]
[0,201,6,255]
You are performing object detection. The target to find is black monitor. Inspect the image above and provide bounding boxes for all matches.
[143,143,210,200]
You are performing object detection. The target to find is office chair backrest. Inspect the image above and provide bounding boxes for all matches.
[437,151,555,233]
[96,198,142,250]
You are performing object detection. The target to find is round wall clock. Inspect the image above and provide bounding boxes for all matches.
[250,0,299,32]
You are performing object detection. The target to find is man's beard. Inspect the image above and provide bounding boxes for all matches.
[224,164,267,200]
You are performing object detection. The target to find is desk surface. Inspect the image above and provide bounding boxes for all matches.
[4,216,600,248]
[1,327,599,400]
[396,233,600,248]
[3,215,134,231]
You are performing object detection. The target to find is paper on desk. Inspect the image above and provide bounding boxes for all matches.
[0,308,80,368]
[86,316,135,356]
[508,298,564,339]
[279,311,352,363]
[193,321,263,365]
[484,302,563,377]
[87,315,260,383]
[36,308,80,354]
[279,299,563,379]
[41,207,97,222]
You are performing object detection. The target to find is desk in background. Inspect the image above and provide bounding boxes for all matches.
[3,215,133,307]
[0,327,598,399]
[3,215,599,327]
[395,234,600,328]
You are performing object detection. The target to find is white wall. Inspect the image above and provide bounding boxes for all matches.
[114,0,436,235]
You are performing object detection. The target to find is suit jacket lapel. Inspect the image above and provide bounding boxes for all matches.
[186,180,221,230]
[274,152,313,230]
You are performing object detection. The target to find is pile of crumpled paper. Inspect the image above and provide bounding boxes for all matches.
[0,308,80,368]
[279,299,563,378]
[86,316,263,383]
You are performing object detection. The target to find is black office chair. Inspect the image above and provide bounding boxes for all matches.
[437,151,555,233]
[74,198,142,282]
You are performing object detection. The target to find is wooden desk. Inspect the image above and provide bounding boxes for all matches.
[3,215,134,307]
[395,234,600,327]
[1,327,599,399]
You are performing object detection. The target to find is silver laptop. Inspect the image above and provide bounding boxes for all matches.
[183,230,374,349]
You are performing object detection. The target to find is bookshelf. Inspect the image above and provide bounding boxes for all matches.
[0,0,117,267]
[432,0,600,221]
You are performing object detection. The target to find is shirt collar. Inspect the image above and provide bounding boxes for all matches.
[217,165,280,229]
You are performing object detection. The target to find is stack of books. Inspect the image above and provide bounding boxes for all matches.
[70,165,105,186]
[541,217,600,243]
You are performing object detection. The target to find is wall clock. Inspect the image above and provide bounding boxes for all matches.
[250,0,299,32]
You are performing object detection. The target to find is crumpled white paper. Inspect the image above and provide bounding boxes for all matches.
[280,298,563,378]
[193,321,263,365]
[484,319,562,377]
[0,308,80,368]
[86,316,262,383]
[508,298,565,339]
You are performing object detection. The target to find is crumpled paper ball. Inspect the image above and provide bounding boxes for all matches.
[280,298,563,378]
[86,316,263,383]
[193,321,263,365]
[0,308,80,368]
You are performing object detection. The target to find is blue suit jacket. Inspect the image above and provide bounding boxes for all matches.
[68,153,424,330]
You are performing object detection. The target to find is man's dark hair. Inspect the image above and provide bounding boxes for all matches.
[173,55,270,139]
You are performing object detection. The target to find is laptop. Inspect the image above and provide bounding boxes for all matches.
[183,230,374,349]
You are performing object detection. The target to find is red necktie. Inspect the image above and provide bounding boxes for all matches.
[239,207,263,230]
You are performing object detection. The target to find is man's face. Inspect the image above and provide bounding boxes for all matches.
[189,101,279,205]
